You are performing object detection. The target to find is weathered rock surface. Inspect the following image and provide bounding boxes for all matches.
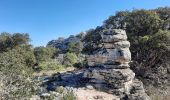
[38,29,150,100]
[85,29,150,100]
[102,29,127,42]
[47,35,83,53]
[87,48,131,66]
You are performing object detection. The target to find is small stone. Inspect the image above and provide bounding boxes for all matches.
[40,93,51,97]
[86,85,94,90]
[50,91,60,96]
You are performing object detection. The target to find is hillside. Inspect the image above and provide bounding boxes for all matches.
[0,7,169,100]
[47,7,170,100]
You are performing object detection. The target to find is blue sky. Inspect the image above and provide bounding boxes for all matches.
[0,0,169,46]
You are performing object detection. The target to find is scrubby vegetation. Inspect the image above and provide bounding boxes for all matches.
[65,7,169,90]
[38,60,64,71]
[0,33,83,99]
[34,46,57,63]
[0,33,36,99]
[0,7,169,99]
[63,53,78,67]
[104,7,170,90]
[80,7,170,99]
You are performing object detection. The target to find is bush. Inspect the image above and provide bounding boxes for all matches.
[0,32,30,52]
[0,46,36,99]
[39,60,64,71]
[82,27,102,54]
[74,60,88,69]
[103,8,170,90]
[63,53,78,67]
[18,45,36,67]
[34,46,57,63]
[68,42,83,54]
[0,32,37,99]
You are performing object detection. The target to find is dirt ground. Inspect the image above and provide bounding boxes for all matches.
[75,88,120,100]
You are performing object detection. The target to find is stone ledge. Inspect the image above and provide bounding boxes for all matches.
[103,41,130,49]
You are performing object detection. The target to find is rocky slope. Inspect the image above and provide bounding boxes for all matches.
[47,35,83,53]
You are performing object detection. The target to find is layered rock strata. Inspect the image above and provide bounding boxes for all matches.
[84,29,150,100]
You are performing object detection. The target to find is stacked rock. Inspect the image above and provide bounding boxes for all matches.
[84,29,150,100]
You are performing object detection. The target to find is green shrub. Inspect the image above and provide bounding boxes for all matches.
[39,60,64,71]
[0,32,37,99]
[0,46,36,99]
[0,32,30,52]
[64,53,78,67]
[68,42,83,54]
[74,60,88,69]
[34,46,56,63]
[103,8,170,89]
[82,28,102,54]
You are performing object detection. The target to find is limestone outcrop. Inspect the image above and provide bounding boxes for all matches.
[38,29,150,100]
[84,29,150,100]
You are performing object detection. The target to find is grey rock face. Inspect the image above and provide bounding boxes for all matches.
[47,35,83,53]
[102,29,127,42]
[103,41,130,49]
[85,29,150,100]
[87,48,131,67]
[41,29,150,100]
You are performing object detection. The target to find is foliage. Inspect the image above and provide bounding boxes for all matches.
[74,59,88,69]
[1,7,169,99]
[0,32,37,99]
[82,27,102,54]
[63,53,78,67]
[0,47,33,75]
[150,30,170,50]
[103,7,170,88]
[19,45,36,67]
[34,46,56,63]
[12,33,30,46]
[68,42,83,54]
[0,46,36,99]
[125,10,163,36]
[155,7,170,20]
[39,60,64,71]
[0,32,30,52]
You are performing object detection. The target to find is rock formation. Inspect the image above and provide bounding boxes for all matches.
[38,29,150,100]
[84,29,150,100]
